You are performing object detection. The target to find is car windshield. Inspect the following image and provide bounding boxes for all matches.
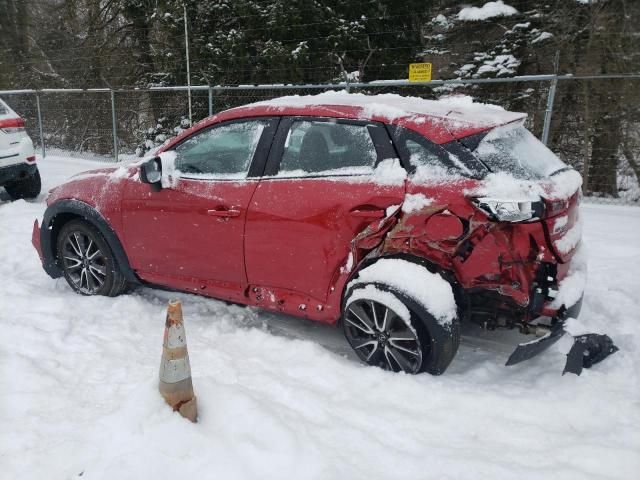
[474,124,567,179]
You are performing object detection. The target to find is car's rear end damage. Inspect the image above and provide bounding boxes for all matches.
[372,185,614,372]
[344,110,617,373]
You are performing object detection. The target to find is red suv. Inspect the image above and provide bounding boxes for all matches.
[32,93,588,375]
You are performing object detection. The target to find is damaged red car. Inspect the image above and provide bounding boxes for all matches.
[33,93,612,375]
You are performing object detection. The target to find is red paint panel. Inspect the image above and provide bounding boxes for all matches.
[121,177,258,299]
[424,213,464,241]
[245,177,405,305]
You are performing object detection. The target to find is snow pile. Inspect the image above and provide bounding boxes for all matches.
[249,90,525,128]
[346,284,412,323]
[432,14,451,29]
[349,259,457,326]
[472,171,542,199]
[552,214,568,233]
[158,150,179,188]
[402,193,433,213]
[476,54,521,77]
[412,163,464,183]
[458,1,518,21]
[372,158,407,186]
[532,31,553,44]
[470,169,583,201]
[549,244,587,315]
[548,169,583,198]
[555,217,583,254]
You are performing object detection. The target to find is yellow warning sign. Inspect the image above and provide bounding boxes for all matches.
[409,63,432,82]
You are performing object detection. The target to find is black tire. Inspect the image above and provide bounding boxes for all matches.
[4,167,41,199]
[56,219,128,297]
[342,282,460,375]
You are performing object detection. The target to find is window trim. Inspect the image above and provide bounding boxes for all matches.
[263,116,397,179]
[168,117,280,181]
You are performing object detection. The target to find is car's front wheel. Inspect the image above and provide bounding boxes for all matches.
[343,282,459,375]
[56,219,128,296]
[4,167,41,199]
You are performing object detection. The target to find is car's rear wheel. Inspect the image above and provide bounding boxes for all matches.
[56,219,128,296]
[4,167,41,199]
[343,283,459,375]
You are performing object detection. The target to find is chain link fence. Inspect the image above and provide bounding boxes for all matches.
[1,75,639,205]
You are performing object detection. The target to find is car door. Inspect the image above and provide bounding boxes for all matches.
[244,117,406,315]
[122,117,278,301]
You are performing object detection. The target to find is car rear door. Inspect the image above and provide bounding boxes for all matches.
[244,117,406,316]
[122,117,278,302]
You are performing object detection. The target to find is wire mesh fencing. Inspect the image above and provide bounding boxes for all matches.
[1,75,638,205]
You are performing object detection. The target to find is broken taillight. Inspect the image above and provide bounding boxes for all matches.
[546,198,569,217]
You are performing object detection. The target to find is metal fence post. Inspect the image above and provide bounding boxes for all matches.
[35,92,45,158]
[208,86,213,116]
[541,51,560,146]
[541,76,557,146]
[110,90,119,162]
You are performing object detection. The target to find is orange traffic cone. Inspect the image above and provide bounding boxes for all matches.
[159,299,197,422]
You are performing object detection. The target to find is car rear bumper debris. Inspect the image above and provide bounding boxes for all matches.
[505,320,566,367]
[506,294,618,373]
[32,214,64,279]
[32,219,44,264]
[563,333,618,376]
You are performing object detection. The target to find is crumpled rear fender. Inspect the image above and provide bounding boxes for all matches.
[337,199,554,317]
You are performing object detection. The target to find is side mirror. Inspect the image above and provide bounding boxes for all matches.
[140,157,162,191]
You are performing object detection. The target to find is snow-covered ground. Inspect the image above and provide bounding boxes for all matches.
[1,155,639,479]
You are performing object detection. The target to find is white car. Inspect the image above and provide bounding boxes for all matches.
[0,98,40,199]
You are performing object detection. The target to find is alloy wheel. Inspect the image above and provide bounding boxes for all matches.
[61,231,107,294]
[344,299,424,373]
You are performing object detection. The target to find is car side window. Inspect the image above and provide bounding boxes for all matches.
[174,120,267,179]
[405,139,446,170]
[276,120,377,177]
[392,126,485,179]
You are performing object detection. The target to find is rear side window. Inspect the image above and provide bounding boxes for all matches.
[0,100,8,115]
[391,125,485,180]
[174,120,267,179]
[474,125,567,179]
[276,120,377,177]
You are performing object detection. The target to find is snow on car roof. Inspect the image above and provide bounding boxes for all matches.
[248,90,526,127]
[166,91,528,150]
